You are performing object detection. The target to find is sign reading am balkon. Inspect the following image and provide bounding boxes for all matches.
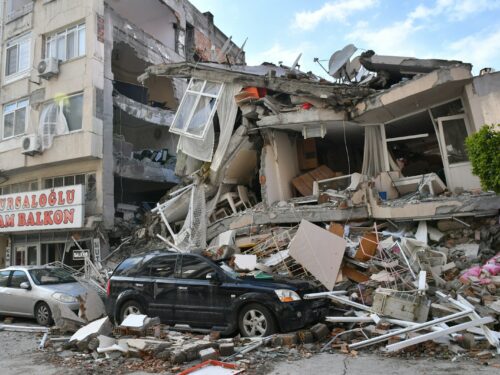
[0,185,85,232]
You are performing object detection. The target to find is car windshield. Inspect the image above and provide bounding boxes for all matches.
[29,268,76,285]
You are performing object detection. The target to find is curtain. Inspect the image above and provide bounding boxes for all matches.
[210,84,243,172]
[361,125,385,177]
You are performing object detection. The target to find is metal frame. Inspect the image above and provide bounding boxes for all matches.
[385,317,494,352]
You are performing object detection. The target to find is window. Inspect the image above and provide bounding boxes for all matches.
[27,245,37,265]
[6,0,32,22]
[430,99,464,119]
[180,255,214,280]
[0,271,10,287]
[62,94,83,131]
[149,256,177,278]
[2,98,28,139]
[43,172,96,201]
[0,180,37,195]
[39,93,83,149]
[440,118,469,164]
[5,34,30,79]
[46,23,85,62]
[9,270,28,288]
[170,78,223,140]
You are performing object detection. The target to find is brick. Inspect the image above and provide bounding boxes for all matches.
[297,330,314,344]
[280,333,298,346]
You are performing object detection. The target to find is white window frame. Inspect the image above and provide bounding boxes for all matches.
[4,34,31,83]
[45,23,86,62]
[170,78,224,140]
[2,98,29,140]
[5,0,33,23]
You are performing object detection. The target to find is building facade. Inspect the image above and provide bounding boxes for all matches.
[0,0,244,268]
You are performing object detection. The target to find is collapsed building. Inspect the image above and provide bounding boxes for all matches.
[135,49,500,256]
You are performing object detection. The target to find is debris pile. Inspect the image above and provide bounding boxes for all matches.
[42,315,334,373]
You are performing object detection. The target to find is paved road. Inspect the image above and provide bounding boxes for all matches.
[267,352,495,375]
[0,320,497,375]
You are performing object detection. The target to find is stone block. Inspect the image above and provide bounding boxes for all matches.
[310,323,330,341]
[170,350,187,365]
[219,342,235,356]
[199,347,219,361]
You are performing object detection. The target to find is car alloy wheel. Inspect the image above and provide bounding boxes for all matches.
[120,300,143,323]
[35,302,52,326]
[123,305,140,318]
[242,308,269,336]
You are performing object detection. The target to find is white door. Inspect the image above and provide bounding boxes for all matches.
[437,115,481,191]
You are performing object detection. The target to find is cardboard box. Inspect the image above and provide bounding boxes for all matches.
[292,165,336,196]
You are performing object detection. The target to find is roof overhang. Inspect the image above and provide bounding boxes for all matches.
[352,65,473,123]
[139,62,375,108]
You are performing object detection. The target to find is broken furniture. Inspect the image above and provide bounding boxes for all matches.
[392,172,446,197]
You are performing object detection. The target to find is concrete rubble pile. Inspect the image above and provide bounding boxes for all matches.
[41,314,337,373]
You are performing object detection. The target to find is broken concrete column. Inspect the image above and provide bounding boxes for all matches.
[70,317,113,343]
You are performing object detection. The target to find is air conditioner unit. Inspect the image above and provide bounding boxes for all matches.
[37,57,59,79]
[21,134,41,156]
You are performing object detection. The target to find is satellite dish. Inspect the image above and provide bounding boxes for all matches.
[328,44,357,78]
[345,55,362,81]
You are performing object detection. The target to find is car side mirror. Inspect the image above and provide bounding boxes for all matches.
[20,282,31,290]
[206,272,220,283]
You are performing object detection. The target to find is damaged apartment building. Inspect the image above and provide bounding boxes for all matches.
[0,0,243,268]
[137,45,500,253]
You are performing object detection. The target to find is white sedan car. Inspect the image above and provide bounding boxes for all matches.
[0,266,88,326]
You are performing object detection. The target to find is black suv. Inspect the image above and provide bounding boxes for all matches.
[106,251,328,336]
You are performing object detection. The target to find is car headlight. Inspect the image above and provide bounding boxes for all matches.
[52,292,78,304]
[274,289,301,303]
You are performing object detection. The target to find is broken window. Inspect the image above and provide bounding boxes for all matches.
[439,118,469,164]
[45,23,86,62]
[430,99,464,119]
[2,98,28,139]
[384,111,444,178]
[4,34,30,79]
[170,78,224,140]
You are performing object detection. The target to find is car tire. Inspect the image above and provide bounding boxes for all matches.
[119,300,143,324]
[238,303,276,337]
[35,302,53,326]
